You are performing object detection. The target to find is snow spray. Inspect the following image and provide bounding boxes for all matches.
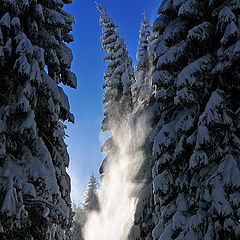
[83,112,150,240]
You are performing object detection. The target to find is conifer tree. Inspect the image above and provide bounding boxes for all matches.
[97,5,134,174]
[149,0,240,239]
[0,0,76,239]
[97,4,134,131]
[132,12,153,106]
[126,13,157,240]
[72,174,99,240]
[136,13,151,69]
[82,174,99,212]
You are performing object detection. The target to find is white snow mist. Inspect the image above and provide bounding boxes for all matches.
[84,113,149,240]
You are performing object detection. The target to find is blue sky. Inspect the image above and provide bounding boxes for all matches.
[63,0,160,204]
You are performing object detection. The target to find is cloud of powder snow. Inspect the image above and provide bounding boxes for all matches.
[83,112,150,240]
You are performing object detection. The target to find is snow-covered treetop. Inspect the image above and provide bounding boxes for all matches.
[97,4,134,131]
[136,11,152,71]
[131,11,153,107]
[82,174,99,212]
[96,2,106,14]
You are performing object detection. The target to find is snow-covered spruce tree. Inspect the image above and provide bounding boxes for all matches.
[96,5,134,174]
[82,174,99,213]
[72,174,99,240]
[131,13,153,107]
[149,0,240,239]
[127,14,159,240]
[0,0,76,239]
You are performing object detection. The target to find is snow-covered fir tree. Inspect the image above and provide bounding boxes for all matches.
[127,13,158,240]
[148,0,240,239]
[136,12,151,67]
[0,0,76,239]
[82,174,99,212]
[96,5,134,175]
[97,5,134,131]
[72,174,99,240]
[132,12,153,107]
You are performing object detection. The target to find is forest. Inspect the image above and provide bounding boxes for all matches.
[1,0,240,240]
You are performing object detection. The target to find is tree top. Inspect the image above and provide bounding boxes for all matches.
[95,2,106,14]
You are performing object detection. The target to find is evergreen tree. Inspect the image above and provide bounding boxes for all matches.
[82,174,99,212]
[97,4,134,131]
[0,0,76,239]
[148,0,240,239]
[132,12,153,107]
[127,13,158,240]
[136,12,151,68]
[72,174,99,240]
[96,5,134,175]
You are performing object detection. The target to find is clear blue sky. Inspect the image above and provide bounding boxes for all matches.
[63,0,160,204]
